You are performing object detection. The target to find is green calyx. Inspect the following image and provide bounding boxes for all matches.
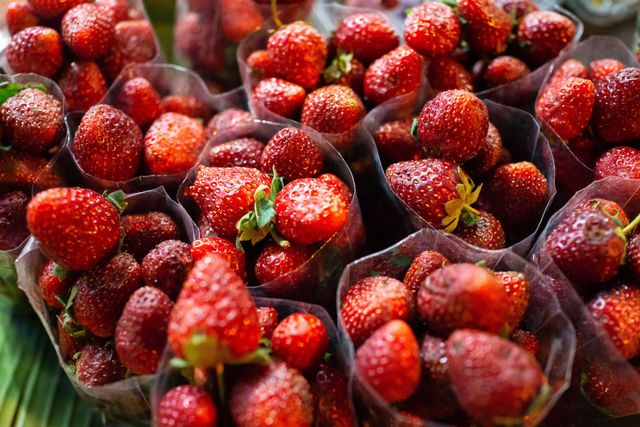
[441,0,458,11]
[579,372,618,417]
[58,287,87,338]
[442,168,482,233]
[175,332,272,370]
[52,263,68,280]
[103,190,127,214]
[0,82,47,106]
[323,52,354,84]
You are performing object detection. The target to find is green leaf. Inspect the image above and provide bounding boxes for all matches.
[52,263,67,280]
[254,189,275,229]
[526,383,551,417]
[410,118,420,139]
[0,82,47,106]
[170,357,190,369]
[103,190,128,214]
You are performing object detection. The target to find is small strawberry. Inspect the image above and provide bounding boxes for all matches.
[247,49,277,80]
[256,306,278,339]
[39,259,74,309]
[62,3,115,59]
[483,56,531,88]
[72,104,143,181]
[57,315,85,362]
[404,2,460,58]
[114,77,162,127]
[427,56,474,93]
[219,0,263,43]
[589,59,625,83]
[208,137,264,169]
[254,243,313,285]
[76,342,127,386]
[252,78,306,119]
[6,2,39,35]
[157,385,217,427]
[141,240,193,299]
[58,61,108,112]
[495,271,530,332]
[583,198,630,227]
[7,26,63,78]
[548,59,589,86]
[404,251,450,301]
[161,95,211,122]
[593,67,640,143]
[511,329,539,357]
[272,313,329,370]
[495,0,539,20]
[26,188,121,270]
[595,146,640,180]
[322,53,365,94]
[628,235,640,280]
[454,209,506,250]
[465,122,503,176]
[121,211,179,262]
[260,127,323,181]
[332,13,399,64]
[364,46,423,106]
[310,364,355,427]
[517,11,576,66]
[0,190,29,251]
[340,276,412,347]
[101,19,157,81]
[459,0,512,55]
[300,84,365,137]
[27,0,86,19]
[190,237,245,278]
[355,320,420,403]
[206,108,252,139]
[373,118,421,165]
[96,0,130,23]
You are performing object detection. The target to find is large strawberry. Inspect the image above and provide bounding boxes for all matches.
[113,77,162,128]
[252,78,306,119]
[454,209,506,250]
[260,127,323,181]
[26,0,86,19]
[58,61,108,113]
[483,56,531,88]
[332,13,399,64]
[7,26,63,78]
[61,3,115,60]
[101,19,157,80]
[459,0,512,55]
[190,237,245,278]
[141,240,193,299]
[6,2,39,35]
[495,271,530,332]
[595,146,640,180]
[364,46,423,105]
[121,211,179,262]
[75,342,126,386]
[547,59,589,86]
[39,259,75,309]
[254,243,313,285]
[208,138,265,169]
[300,84,365,141]
[272,313,329,370]
[404,2,460,58]
[593,67,640,143]
[157,385,217,427]
[161,94,211,122]
[589,59,625,83]
[517,11,576,66]
[403,250,450,301]
[427,56,474,93]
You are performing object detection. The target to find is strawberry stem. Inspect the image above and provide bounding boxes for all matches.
[622,212,640,236]
[270,0,283,29]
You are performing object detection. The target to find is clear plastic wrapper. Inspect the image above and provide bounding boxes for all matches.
[15,187,198,423]
[566,0,640,26]
[336,227,575,426]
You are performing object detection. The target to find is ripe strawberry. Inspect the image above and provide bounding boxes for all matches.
[256,306,278,339]
[272,313,329,370]
[219,0,263,43]
[332,13,399,64]
[300,84,365,136]
[121,211,179,262]
[168,254,260,366]
[454,209,506,250]
[0,190,29,251]
[114,77,162,127]
[403,251,450,301]
[427,56,473,93]
[190,237,245,278]
[364,46,423,106]
[459,0,511,55]
[208,138,264,169]
[373,118,421,165]
[589,59,625,83]
[322,53,365,94]
[511,329,538,357]
[517,11,576,66]
[247,49,277,80]
[446,329,546,426]
[417,90,489,163]
[628,235,640,280]
[0,151,63,191]
[267,23,327,89]
[252,78,306,119]
[101,19,157,80]
[187,166,271,238]
[141,240,193,299]
[254,243,313,285]
[6,2,39,35]
[355,320,420,403]
[76,342,126,386]
[62,3,115,59]
[206,108,252,139]
[39,259,74,309]
[72,104,143,181]
[588,283,640,359]
[7,26,63,78]
[26,188,120,270]
[260,127,323,181]
[548,59,589,86]
[144,112,206,174]
[230,361,314,427]
[404,2,460,58]
[582,359,640,416]
[483,56,531,88]
[593,67,640,143]
[58,61,108,112]
[582,198,630,227]
[161,95,211,122]
[28,0,86,19]
[595,146,640,180]
[495,271,530,332]
[157,385,217,427]
[57,315,85,362]
[96,0,130,23]
[495,0,539,20]
[340,276,412,347]
[318,173,353,202]
[310,364,355,427]
[465,122,503,176]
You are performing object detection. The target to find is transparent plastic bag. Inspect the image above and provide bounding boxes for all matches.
[15,187,198,423]
[336,227,576,426]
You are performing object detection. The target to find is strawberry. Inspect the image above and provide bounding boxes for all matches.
[364,46,423,106]
[454,209,506,250]
[39,259,74,309]
[0,190,29,251]
[247,49,277,80]
[511,329,538,357]
[332,13,399,64]
[101,19,157,81]
[404,2,460,58]
[190,237,245,278]
[58,61,108,112]
[62,3,115,59]
[582,359,640,416]
[595,146,640,180]
[589,59,625,83]
[548,59,588,86]
[260,127,323,181]
[7,26,63,78]
[206,108,252,139]
[267,23,327,90]
[459,0,511,55]
[27,0,86,19]
[115,286,173,375]
[208,137,264,169]
[416,89,489,163]
[57,315,85,362]
[187,166,271,238]
[583,198,630,227]
[446,329,546,426]
[76,342,126,386]
[230,361,314,427]
[318,173,353,202]
[418,263,510,336]
[6,2,39,35]
[72,104,143,181]
[272,313,329,370]
[495,271,530,332]
[355,320,420,403]
[219,0,263,43]
[340,275,412,347]
[593,67,640,143]
[420,335,450,385]
[517,11,576,66]
[494,0,539,20]
[373,118,421,165]
[628,235,640,280]
[310,364,355,427]
[0,151,64,191]
[300,84,365,136]
[168,254,260,366]
[256,306,279,339]
[26,188,121,270]
[587,283,640,359]
[252,78,306,119]
[121,211,179,262]
[157,385,217,427]
[427,56,473,93]
[483,56,531,88]
[403,251,450,302]
[161,95,211,122]
[114,77,162,127]
[141,240,193,299]
[96,0,130,23]
[254,243,313,285]
[322,53,365,94]
[465,122,503,176]
[144,112,206,174]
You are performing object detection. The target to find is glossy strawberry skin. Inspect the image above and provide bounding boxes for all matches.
[404,2,460,58]
[161,95,211,122]
[582,359,640,416]
[465,122,503,176]
[595,146,640,180]
[206,108,252,139]
[141,240,193,300]
[272,313,329,370]
[403,250,450,301]
[582,198,630,227]
[511,329,539,357]
[333,13,399,64]
[593,68,640,143]
[219,0,263,43]
[454,209,506,250]
[252,78,306,119]
[7,26,63,78]
[300,84,365,136]
[190,237,245,278]
[96,0,130,23]
[39,259,74,309]
[256,306,279,339]
[364,46,423,106]
[311,364,355,427]
[0,151,64,192]
[62,3,115,59]
[548,59,589,86]
[517,11,576,66]
[495,271,530,332]
[208,138,264,169]
[428,56,473,93]
[76,342,127,386]
[27,0,86,19]
[483,56,530,88]
[247,49,277,80]
[254,243,313,285]
[157,385,217,427]
[374,118,421,165]
[0,190,29,251]
[101,20,157,81]
[459,0,511,55]
[260,127,323,181]
[58,61,108,113]
[121,211,179,262]
[589,59,625,83]
[6,2,39,35]
[114,77,162,127]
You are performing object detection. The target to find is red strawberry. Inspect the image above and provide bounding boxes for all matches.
[57,315,85,362]
[121,211,179,262]
[6,2,39,35]
[27,0,86,19]
[0,190,29,251]
[332,13,399,64]
[161,95,211,122]
[364,46,423,106]
[310,364,355,427]
[417,89,489,163]
[267,23,327,89]
[582,359,640,417]
[144,112,206,174]
[595,146,640,180]
[157,385,217,427]
[582,198,630,227]
[495,271,530,332]
[101,19,157,80]
[76,342,126,386]
[26,188,120,270]
[322,53,365,94]
[454,209,506,250]
[114,77,162,127]
[230,361,314,427]
[588,283,640,359]
[427,56,474,93]
[7,26,63,78]
[141,240,193,299]
[446,329,546,426]
[62,3,115,59]
[495,0,539,20]
[536,77,595,140]
[256,306,278,339]
[0,151,64,191]
[247,49,277,80]
[589,59,625,83]
[373,118,421,165]
[418,263,510,336]
[208,137,264,169]
[272,313,329,370]
[190,237,245,278]
[300,84,365,136]
[39,259,74,309]
[72,104,143,181]
[593,67,640,143]
[254,243,313,284]
[96,0,130,23]
[219,0,263,43]
[465,122,503,176]
[483,56,531,88]
[517,11,576,66]
[340,275,412,347]
[187,166,271,238]
[168,254,260,366]
[355,320,420,403]
[548,59,588,86]
[206,108,252,139]
[260,127,323,181]
[511,329,538,357]
[252,78,306,119]
[404,2,460,58]
[58,61,108,112]
[459,0,511,55]
[73,252,143,337]
[403,250,450,301]
[318,173,353,202]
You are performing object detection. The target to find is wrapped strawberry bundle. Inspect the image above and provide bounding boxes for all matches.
[337,227,575,426]
[1,0,162,113]
[530,177,640,421]
[534,36,640,199]
[15,187,198,422]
